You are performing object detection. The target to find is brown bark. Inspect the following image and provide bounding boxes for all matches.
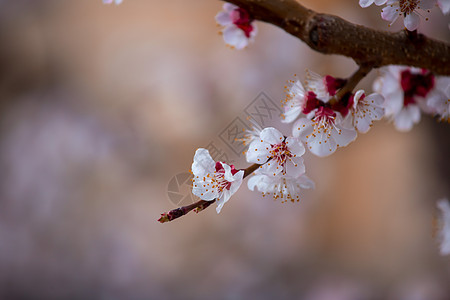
[224,0,450,75]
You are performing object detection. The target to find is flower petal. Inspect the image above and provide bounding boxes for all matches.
[246,140,271,164]
[285,136,306,157]
[404,12,420,31]
[292,118,314,141]
[393,105,421,131]
[215,11,232,26]
[260,127,284,145]
[223,25,249,50]
[191,148,215,176]
[359,0,374,7]
[381,5,400,23]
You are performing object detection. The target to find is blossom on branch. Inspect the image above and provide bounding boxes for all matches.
[282,72,345,123]
[380,0,435,31]
[373,65,449,131]
[292,107,357,157]
[215,3,257,50]
[344,90,385,133]
[246,127,305,176]
[248,165,314,203]
[191,148,244,213]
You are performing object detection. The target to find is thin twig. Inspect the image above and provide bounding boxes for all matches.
[332,65,373,104]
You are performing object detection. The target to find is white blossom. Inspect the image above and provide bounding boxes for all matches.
[191,148,244,213]
[373,65,448,131]
[248,166,314,203]
[381,0,436,31]
[292,107,357,157]
[346,90,385,133]
[215,3,257,50]
[246,127,305,177]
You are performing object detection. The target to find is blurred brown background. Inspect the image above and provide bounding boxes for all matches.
[0,0,449,299]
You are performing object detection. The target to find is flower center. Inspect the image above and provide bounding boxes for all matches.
[230,8,254,38]
[214,162,237,191]
[313,106,337,131]
[269,140,292,172]
[399,0,419,15]
[400,69,435,106]
[264,177,300,203]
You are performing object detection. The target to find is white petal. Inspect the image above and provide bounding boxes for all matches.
[393,105,421,131]
[192,176,219,200]
[404,12,420,31]
[247,174,263,191]
[221,163,234,182]
[333,126,357,148]
[215,170,244,213]
[223,3,238,12]
[438,0,450,14]
[355,114,372,133]
[260,127,284,145]
[307,131,337,157]
[249,22,258,40]
[374,0,388,5]
[435,76,450,96]
[246,140,271,164]
[260,160,282,176]
[228,170,244,196]
[352,90,366,110]
[286,156,305,177]
[296,174,315,189]
[215,12,232,26]
[384,89,404,116]
[191,148,215,177]
[381,5,400,23]
[359,0,374,7]
[282,105,302,123]
[223,25,249,50]
[292,118,314,141]
[285,136,306,157]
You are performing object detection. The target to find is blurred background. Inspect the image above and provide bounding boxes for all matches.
[0,0,449,299]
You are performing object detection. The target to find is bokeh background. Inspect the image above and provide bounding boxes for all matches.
[0,0,449,299]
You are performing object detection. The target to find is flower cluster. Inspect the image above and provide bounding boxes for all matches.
[245,127,314,203]
[215,3,257,49]
[282,71,384,156]
[158,3,449,225]
[373,65,450,130]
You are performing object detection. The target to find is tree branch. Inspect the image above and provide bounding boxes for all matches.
[223,0,450,75]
